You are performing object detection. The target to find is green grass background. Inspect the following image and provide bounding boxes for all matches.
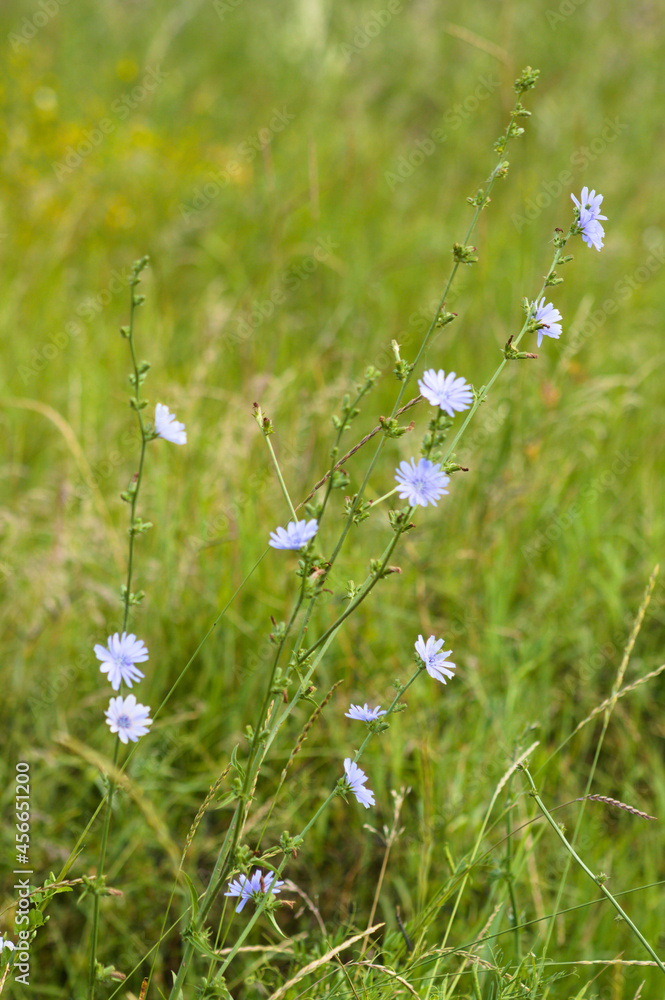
[1,0,665,996]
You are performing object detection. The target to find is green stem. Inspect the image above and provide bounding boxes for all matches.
[531,568,659,994]
[215,667,424,978]
[424,740,539,1000]
[520,765,665,975]
[503,775,520,960]
[89,259,149,999]
[170,569,313,995]
[325,149,519,572]
[191,379,393,945]
[263,434,298,521]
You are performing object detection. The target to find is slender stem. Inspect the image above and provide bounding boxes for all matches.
[503,775,520,959]
[520,765,665,975]
[297,396,423,509]
[54,546,270,893]
[359,787,408,962]
[89,260,149,999]
[424,740,539,1000]
[443,255,568,470]
[215,668,424,979]
[531,567,659,993]
[301,530,403,661]
[190,377,401,951]
[171,564,314,993]
[325,154,519,572]
[371,486,398,507]
[263,434,298,521]
[87,740,120,997]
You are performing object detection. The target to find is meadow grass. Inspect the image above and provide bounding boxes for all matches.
[1,0,665,997]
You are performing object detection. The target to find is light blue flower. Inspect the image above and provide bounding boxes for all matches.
[532,298,563,348]
[345,703,387,722]
[224,868,284,913]
[571,186,607,223]
[0,935,15,956]
[579,217,605,251]
[95,632,148,691]
[269,518,319,550]
[154,403,187,445]
[571,187,607,252]
[418,369,473,416]
[105,694,153,743]
[415,634,456,684]
[394,457,450,508]
[343,758,375,808]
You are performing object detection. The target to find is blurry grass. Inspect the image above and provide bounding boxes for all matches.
[1,0,665,996]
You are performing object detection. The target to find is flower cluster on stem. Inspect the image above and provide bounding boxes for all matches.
[88,258,188,998]
[162,73,616,997]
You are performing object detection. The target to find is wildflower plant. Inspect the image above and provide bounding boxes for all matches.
[83,257,182,994]
[415,634,457,685]
[32,66,662,1000]
[571,185,608,251]
[342,759,376,809]
[224,869,285,913]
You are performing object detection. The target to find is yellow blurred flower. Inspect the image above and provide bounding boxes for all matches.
[116,58,139,83]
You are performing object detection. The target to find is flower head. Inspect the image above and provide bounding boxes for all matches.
[154,403,187,445]
[95,632,148,691]
[578,216,605,251]
[0,935,14,956]
[418,369,473,417]
[415,634,456,684]
[571,187,607,252]
[531,298,563,348]
[224,868,284,913]
[343,758,375,808]
[571,186,607,223]
[105,694,153,744]
[269,518,318,550]
[394,457,450,508]
[345,702,387,722]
